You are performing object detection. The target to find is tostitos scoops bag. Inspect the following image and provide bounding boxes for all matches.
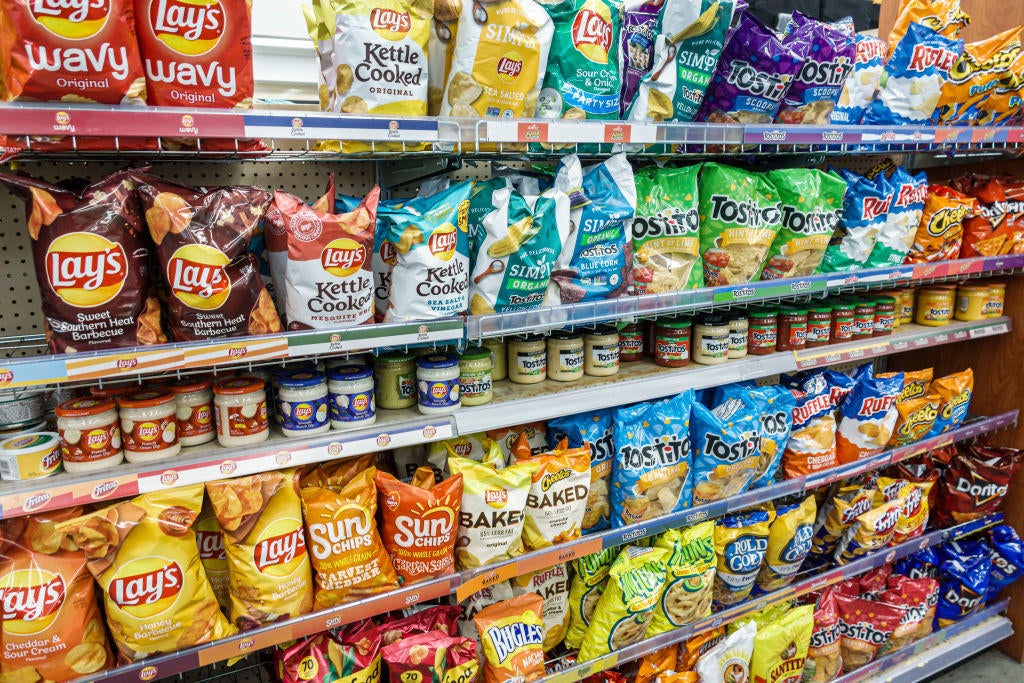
[776,12,856,125]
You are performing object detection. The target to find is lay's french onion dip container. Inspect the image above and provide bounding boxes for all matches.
[0,432,62,481]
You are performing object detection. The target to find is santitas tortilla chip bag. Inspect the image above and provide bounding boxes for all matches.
[474,593,546,683]
[58,484,235,661]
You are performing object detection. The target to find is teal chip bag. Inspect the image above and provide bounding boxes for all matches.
[631,164,702,295]
[760,169,847,280]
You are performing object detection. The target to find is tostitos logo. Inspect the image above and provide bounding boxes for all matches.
[428,224,457,260]
[29,0,111,40]
[369,4,411,41]
[167,244,230,310]
[149,0,225,56]
[0,569,66,634]
[45,232,127,308]
[572,2,613,64]
[109,557,184,618]
[497,52,523,82]
[321,238,366,277]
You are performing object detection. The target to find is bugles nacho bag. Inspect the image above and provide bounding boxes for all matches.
[474,593,546,682]
[58,484,235,660]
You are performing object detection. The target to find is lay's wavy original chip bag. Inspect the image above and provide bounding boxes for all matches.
[612,390,694,528]
[450,456,535,568]
[58,484,235,660]
[548,409,615,533]
[647,521,716,635]
[755,495,816,593]
[713,508,773,607]
[474,593,546,683]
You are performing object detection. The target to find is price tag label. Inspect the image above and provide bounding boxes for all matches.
[517,538,603,574]
[456,564,518,602]
[184,337,289,368]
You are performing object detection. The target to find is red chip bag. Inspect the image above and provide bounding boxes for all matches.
[377,605,461,646]
[881,576,939,648]
[381,630,461,683]
[835,593,904,672]
[953,175,1024,257]
[858,565,893,600]
[804,589,842,683]
[0,170,166,353]
[274,634,335,683]
[0,0,146,104]
[935,446,1024,527]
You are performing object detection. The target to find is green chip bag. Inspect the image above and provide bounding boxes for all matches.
[631,165,703,295]
[647,521,716,636]
[760,170,847,281]
[698,164,783,286]
[565,547,618,649]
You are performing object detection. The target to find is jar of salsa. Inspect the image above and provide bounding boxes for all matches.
[830,302,856,343]
[618,322,644,362]
[853,300,875,338]
[806,307,832,348]
[777,307,808,352]
[748,309,778,355]
[915,287,954,326]
[654,319,692,367]
[873,296,896,336]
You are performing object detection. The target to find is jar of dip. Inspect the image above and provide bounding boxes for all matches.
[777,308,808,352]
[328,365,376,429]
[547,330,584,382]
[375,352,417,410]
[618,322,644,362]
[806,307,832,348]
[90,384,142,399]
[460,347,493,406]
[693,315,730,365]
[213,377,269,447]
[955,285,990,322]
[278,371,330,437]
[873,296,896,335]
[164,378,215,447]
[654,319,692,367]
[55,397,123,473]
[986,282,1006,318]
[727,312,748,359]
[584,326,620,377]
[416,354,461,415]
[748,310,777,355]
[117,390,180,464]
[0,432,62,481]
[898,289,916,325]
[508,335,547,385]
[482,338,507,381]
[852,300,876,338]
[915,287,954,326]
[830,302,856,343]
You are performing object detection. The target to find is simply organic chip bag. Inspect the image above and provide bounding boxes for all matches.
[760,169,846,280]
[631,165,702,295]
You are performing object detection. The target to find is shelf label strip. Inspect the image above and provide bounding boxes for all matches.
[184,337,289,368]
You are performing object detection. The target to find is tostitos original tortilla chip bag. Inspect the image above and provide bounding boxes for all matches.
[1,508,114,681]
[207,470,314,627]
[474,593,546,683]
[450,456,535,569]
[58,484,235,661]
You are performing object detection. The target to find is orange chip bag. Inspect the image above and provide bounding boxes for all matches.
[886,0,970,55]
[300,453,376,489]
[936,27,1023,125]
[676,627,726,672]
[905,186,973,263]
[195,495,230,611]
[0,508,115,681]
[375,469,462,584]
[206,470,313,629]
[887,393,941,447]
[301,467,399,609]
[474,593,546,683]
[57,484,235,661]
[514,439,591,550]
[977,45,1024,126]
[0,0,147,104]
[894,368,933,404]
[638,645,679,683]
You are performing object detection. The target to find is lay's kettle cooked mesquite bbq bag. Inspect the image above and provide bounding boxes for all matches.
[631,164,702,295]
[760,169,846,281]
[475,593,546,682]
[548,409,615,533]
[0,170,166,353]
[57,484,236,661]
[1,508,114,681]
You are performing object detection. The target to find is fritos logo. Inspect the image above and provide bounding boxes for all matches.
[29,0,111,40]
[321,238,366,277]
[45,232,128,308]
[150,0,226,56]
[0,569,66,633]
[428,223,457,260]
[571,4,613,64]
[252,521,307,575]
[497,52,524,83]
[109,558,184,617]
[485,488,508,508]
[166,244,230,310]
[369,5,411,40]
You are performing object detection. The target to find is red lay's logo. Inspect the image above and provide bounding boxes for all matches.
[428,224,457,260]
[571,6,613,63]
[109,561,184,610]
[321,238,366,278]
[497,52,523,82]
[167,244,230,310]
[149,0,226,56]
[29,0,112,40]
[196,530,226,561]
[0,571,66,628]
[45,232,128,308]
[253,527,307,573]
[369,6,411,40]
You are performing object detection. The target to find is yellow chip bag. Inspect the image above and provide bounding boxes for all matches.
[834,499,903,565]
[756,495,817,593]
[713,507,774,607]
[750,604,814,683]
[886,0,971,55]
[647,521,716,635]
[195,495,230,612]
[805,484,875,568]
[450,456,536,569]
[935,27,1022,124]
[515,443,591,550]
[887,393,941,447]
[58,484,235,660]
[565,547,618,649]
[474,593,546,683]
[511,563,571,651]
[206,470,314,628]
[729,600,792,635]
[579,545,669,662]
[431,433,505,475]
[301,467,400,609]
[928,369,973,435]
[876,477,933,545]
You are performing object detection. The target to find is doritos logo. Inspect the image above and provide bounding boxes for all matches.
[253,527,306,572]
[29,0,111,40]
[571,8,613,64]
[0,572,65,623]
[45,232,128,308]
[110,562,183,608]
[954,475,1008,505]
[908,44,959,72]
[150,0,225,56]
[321,238,366,278]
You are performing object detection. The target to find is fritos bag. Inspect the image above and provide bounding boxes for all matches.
[760,169,846,280]
[631,165,702,295]
[206,470,314,627]
[375,469,462,584]
[805,483,875,568]
[0,0,146,104]
[58,484,235,660]
[713,508,773,607]
[834,499,902,565]
[0,508,114,681]
[647,521,716,635]
[835,593,903,672]
[0,170,165,353]
[300,467,398,609]
[195,496,230,611]
[756,496,816,593]
[927,369,973,436]
[905,185,973,263]
[802,590,842,683]
[511,563,571,652]
[474,593,546,682]
[135,175,279,341]
[750,604,814,683]
[514,441,591,550]
[548,410,615,533]
[565,547,617,649]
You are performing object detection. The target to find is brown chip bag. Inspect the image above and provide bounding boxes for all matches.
[195,496,230,611]
[57,485,235,661]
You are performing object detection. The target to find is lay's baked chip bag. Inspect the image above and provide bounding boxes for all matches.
[927,369,973,436]
[756,496,816,593]
[548,410,615,533]
[713,508,773,607]
[647,521,716,635]
[450,456,535,569]
[565,547,618,649]
[58,484,235,660]
[474,593,546,682]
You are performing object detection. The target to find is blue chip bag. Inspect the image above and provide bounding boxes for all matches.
[612,391,694,528]
[714,383,795,489]
[935,553,991,628]
[896,546,941,579]
[713,507,774,606]
[835,363,902,464]
[830,33,887,125]
[865,167,928,268]
[691,398,763,506]
[987,525,1024,600]
[864,22,964,126]
[549,410,616,533]
[821,169,894,273]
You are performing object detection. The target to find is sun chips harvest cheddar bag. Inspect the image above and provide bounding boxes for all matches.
[450,456,534,568]
[0,509,114,681]
[475,593,546,682]
[0,170,165,353]
[58,484,235,661]
[206,471,314,627]
[647,521,716,635]
[0,0,147,104]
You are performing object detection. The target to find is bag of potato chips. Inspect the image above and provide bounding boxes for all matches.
[0,509,114,681]
[783,373,839,478]
[865,167,928,268]
[512,563,571,652]
[927,369,973,436]
[474,593,547,683]
[821,169,893,273]
[756,496,816,593]
[195,496,230,611]
[548,410,615,533]
[450,456,535,569]
[565,547,618,649]
[647,521,716,635]
[835,365,902,465]
[579,545,670,661]
[760,169,846,280]
[58,484,235,660]
[695,621,756,683]
[631,165,703,295]
[458,583,515,643]
[713,508,773,607]
[515,444,591,550]
[750,605,814,683]
[830,34,887,125]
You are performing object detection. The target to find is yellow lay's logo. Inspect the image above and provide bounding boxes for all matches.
[149,0,225,56]
[167,244,230,310]
[29,0,111,41]
[320,238,366,278]
[253,519,307,576]
[45,232,127,308]
[369,3,411,41]
[108,557,184,618]
[0,568,66,635]
[571,2,613,64]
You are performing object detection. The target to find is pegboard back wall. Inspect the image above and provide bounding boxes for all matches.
[0,161,376,355]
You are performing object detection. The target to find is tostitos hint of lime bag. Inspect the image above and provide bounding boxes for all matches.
[760,169,847,280]
[631,165,702,295]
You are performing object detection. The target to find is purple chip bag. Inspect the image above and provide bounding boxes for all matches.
[697,11,806,124]
[620,3,662,117]
[776,14,856,125]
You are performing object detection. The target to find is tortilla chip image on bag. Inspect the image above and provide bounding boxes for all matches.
[713,507,773,607]
[647,521,716,635]
[835,593,903,672]
[631,165,702,295]
[776,13,856,125]
[474,593,546,683]
[548,409,615,533]
[802,589,842,682]
[760,169,846,280]
[512,563,571,652]
[450,456,535,569]
[57,484,235,661]
[750,604,814,683]
[691,398,763,505]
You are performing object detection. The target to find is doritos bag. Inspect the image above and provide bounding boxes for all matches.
[647,521,716,635]
[756,495,816,593]
[987,525,1024,599]
[206,470,314,627]
[935,553,990,628]
[0,170,165,353]
[514,442,591,550]
[548,410,615,533]
[934,444,1023,526]
[0,508,114,680]
[691,398,762,505]
[927,369,973,436]
[58,484,235,660]
[835,364,902,464]
[474,593,546,681]
[713,508,773,607]
[905,185,973,263]
[449,456,535,568]
[895,546,941,579]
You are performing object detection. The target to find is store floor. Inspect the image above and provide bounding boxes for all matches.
[928,648,1024,681]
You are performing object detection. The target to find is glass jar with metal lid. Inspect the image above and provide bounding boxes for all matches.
[164,378,215,447]
[777,307,808,352]
[806,306,832,348]
[747,309,777,356]
[830,301,856,343]
[872,296,896,335]
[727,312,748,359]
[328,365,376,430]
[654,318,692,367]
[416,353,461,415]
[508,334,547,384]
[55,397,123,473]
[547,330,584,382]
[481,337,507,381]
[213,377,269,447]
[117,390,180,464]
[693,315,731,365]
[852,300,875,338]
[375,352,417,410]
[618,322,644,362]
[584,326,620,377]
[459,346,493,405]
[278,371,330,437]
